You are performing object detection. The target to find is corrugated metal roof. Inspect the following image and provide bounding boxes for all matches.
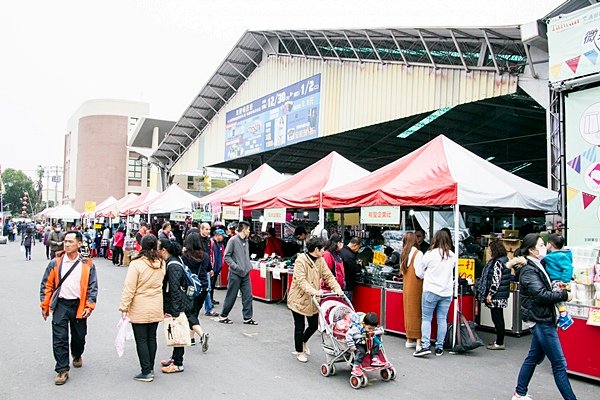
[152,26,529,170]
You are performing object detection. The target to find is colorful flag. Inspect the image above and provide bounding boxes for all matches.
[567,186,579,203]
[565,55,581,74]
[582,146,598,162]
[582,192,597,210]
[567,155,581,173]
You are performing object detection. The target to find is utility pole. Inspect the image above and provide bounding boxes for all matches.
[46,166,50,207]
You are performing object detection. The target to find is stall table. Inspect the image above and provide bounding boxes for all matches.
[559,305,600,381]
[249,267,288,302]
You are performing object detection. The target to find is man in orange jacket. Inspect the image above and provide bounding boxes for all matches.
[39,230,98,386]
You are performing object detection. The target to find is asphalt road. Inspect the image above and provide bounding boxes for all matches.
[0,240,598,400]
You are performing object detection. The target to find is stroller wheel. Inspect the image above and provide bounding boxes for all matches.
[380,368,391,381]
[349,375,361,389]
[360,375,368,387]
[390,367,397,380]
[320,364,330,377]
[330,363,336,376]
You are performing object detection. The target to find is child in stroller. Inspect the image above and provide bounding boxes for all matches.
[316,293,396,389]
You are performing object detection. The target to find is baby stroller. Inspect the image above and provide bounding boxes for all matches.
[314,293,397,389]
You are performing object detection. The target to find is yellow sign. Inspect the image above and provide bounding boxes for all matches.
[587,307,600,327]
[372,251,387,265]
[458,258,475,283]
[84,201,96,213]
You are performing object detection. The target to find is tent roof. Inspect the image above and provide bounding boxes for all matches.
[124,190,160,216]
[242,151,369,210]
[322,135,558,211]
[197,164,285,207]
[148,185,199,214]
[96,193,138,218]
[46,205,82,220]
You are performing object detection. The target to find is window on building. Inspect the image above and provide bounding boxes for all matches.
[128,158,142,179]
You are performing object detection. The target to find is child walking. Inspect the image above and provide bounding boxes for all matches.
[542,234,574,330]
[345,312,386,376]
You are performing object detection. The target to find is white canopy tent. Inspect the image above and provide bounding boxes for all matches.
[148,184,199,214]
[46,205,82,220]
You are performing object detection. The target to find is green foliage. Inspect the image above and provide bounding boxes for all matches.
[1,168,38,216]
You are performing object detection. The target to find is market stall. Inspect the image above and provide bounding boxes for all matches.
[123,190,159,216]
[241,151,369,301]
[46,205,83,221]
[95,193,138,218]
[322,135,559,345]
[148,184,199,214]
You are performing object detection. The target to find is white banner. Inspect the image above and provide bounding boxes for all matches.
[222,206,240,220]
[360,206,401,225]
[169,212,189,222]
[264,208,286,223]
[548,2,600,83]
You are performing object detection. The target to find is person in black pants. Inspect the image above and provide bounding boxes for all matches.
[119,235,165,382]
[479,240,512,350]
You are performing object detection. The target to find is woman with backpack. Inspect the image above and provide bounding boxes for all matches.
[477,240,511,350]
[158,239,190,374]
[181,232,210,351]
[21,227,35,260]
[118,234,165,382]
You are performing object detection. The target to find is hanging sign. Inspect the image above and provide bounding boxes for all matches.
[211,201,221,216]
[84,201,96,213]
[264,208,286,223]
[458,258,475,284]
[222,206,240,220]
[360,206,401,224]
[588,307,600,326]
[169,212,188,222]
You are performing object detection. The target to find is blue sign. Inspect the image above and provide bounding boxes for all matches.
[224,74,321,160]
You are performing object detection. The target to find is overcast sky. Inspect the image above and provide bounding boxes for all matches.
[0,0,564,178]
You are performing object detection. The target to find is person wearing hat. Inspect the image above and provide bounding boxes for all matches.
[204,228,226,316]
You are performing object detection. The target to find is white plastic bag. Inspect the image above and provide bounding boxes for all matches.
[115,317,134,357]
[20,245,25,253]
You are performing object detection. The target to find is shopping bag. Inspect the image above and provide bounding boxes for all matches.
[115,317,134,357]
[444,311,484,353]
[164,313,191,347]
[20,245,25,252]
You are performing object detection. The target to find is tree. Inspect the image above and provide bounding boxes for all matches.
[1,169,37,216]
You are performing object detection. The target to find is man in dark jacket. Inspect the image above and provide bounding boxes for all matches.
[218,221,256,325]
[48,223,66,259]
[340,237,361,301]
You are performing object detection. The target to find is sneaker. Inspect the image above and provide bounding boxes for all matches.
[201,333,209,352]
[371,358,386,367]
[559,315,574,330]
[351,365,364,376]
[405,340,417,348]
[435,348,443,357]
[133,372,154,382]
[190,338,196,346]
[205,311,220,317]
[161,364,184,373]
[72,357,82,368]
[413,346,431,357]
[160,359,174,367]
[54,371,69,385]
[487,343,506,350]
[213,300,220,305]
[296,352,308,363]
[303,342,310,356]
[511,393,533,400]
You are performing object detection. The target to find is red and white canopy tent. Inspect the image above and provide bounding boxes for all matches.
[123,190,160,216]
[322,135,558,346]
[96,193,138,218]
[197,164,286,208]
[81,196,118,219]
[241,151,370,227]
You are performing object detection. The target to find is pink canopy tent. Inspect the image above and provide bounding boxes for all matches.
[123,190,160,216]
[96,193,138,218]
[196,164,285,207]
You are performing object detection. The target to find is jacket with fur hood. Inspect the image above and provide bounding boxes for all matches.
[119,256,165,323]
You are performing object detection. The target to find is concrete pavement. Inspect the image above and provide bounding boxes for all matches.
[0,240,597,399]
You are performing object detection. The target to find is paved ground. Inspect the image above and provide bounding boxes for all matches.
[0,240,598,399]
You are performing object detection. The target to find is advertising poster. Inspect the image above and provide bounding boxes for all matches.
[548,3,600,83]
[224,74,321,161]
[565,86,600,245]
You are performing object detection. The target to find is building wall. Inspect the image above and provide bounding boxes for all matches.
[171,57,518,174]
[63,99,150,210]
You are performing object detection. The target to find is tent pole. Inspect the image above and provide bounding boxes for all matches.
[318,192,324,236]
[428,210,434,241]
[512,212,515,230]
[452,204,460,349]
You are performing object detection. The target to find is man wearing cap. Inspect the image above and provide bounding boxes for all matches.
[204,228,226,316]
[48,223,66,259]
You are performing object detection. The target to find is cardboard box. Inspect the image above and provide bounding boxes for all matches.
[484,238,522,263]
[502,229,519,238]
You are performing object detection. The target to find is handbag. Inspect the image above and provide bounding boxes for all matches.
[163,313,191,347]
[444,310,484,353]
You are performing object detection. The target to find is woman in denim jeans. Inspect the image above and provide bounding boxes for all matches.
[511,233,575,400]
[413,230,455,357]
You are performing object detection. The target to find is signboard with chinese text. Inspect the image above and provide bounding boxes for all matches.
[458,258,475,284]
[548,3,600,83]
[360,206,401,225]
[264,208,286,223]
[587,307,600,326]
[169,212,189,222]
[84,201,96,213]
[224,74,321,160]
[222,206,240,220]
[192,210,202,222]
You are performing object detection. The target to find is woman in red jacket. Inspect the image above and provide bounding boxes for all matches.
[322,233,345,291]
[112,226,125,266]
[264,227,283,257]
